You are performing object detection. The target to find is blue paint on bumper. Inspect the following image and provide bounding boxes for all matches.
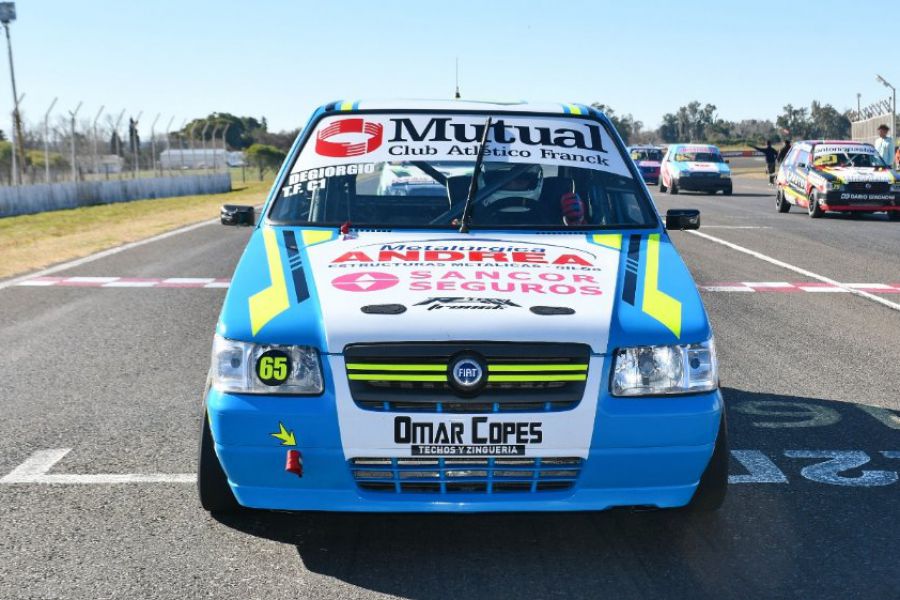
[205,381,722,512]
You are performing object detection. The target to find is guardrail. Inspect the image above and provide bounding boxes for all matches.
[0,173,232,218]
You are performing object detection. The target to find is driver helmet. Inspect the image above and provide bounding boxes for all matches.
[483,164,544,205]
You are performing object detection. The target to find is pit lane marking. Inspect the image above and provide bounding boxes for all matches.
[686,229,900,312]
[0,449,194,484]
[2,448,898,488]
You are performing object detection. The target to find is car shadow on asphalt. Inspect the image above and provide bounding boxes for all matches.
[212,388,899,600]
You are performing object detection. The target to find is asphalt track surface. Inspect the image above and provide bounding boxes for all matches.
[1,175,899,600]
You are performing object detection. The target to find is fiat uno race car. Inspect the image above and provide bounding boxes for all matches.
[774,140,900,219]
[199,100,726,513]
[659,143,732,195]
[628,145,664,184]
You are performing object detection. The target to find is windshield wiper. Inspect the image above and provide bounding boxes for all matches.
[458,116,492,234]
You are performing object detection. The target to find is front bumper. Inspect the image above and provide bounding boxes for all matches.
[822,190,900,211]
[205,364,723,512]
[677,176,731,192]
[639,170,660,184]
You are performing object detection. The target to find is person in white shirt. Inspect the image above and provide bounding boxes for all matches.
[874,124,894,168]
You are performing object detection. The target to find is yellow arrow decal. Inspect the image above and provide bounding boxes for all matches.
[248,228,290,336]
[270,422,296,446]
[641,233,682,338]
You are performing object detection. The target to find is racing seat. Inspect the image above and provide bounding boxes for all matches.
[534,176,576,224]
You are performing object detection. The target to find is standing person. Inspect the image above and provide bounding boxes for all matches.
[874,124,894,168]
[750,140,778,185]
[776,139,792,165]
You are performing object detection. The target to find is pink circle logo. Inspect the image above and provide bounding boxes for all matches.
[331,271,399,292]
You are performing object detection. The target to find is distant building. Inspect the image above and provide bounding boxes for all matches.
[159,149,245,169]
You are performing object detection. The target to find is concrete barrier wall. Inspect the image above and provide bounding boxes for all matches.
[0,173,232,218]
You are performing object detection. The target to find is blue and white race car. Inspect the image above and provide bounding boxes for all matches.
[200,100,726,514]
[660,143,732,195]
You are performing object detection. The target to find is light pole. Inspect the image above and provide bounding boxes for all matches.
[131,110,142,178]
[876,74,896,168]
[68,101,82,183]
[210,124,220,172]
[112,109,125,179]
[149,113,160,176]
[163,115,174,175]
[188,121,198,170]
[43,96,57,183]
[200,121,209,171]
[221,123,230,173]
[856,93,861,120]
[1,3,26,185]
[91,105,104,178]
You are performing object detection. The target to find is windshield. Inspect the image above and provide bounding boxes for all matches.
[813,150,888,168]
[673,152,723,163]
[268,112,656,229]
[630,149,663,162]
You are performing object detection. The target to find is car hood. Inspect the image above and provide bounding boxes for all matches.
[815,166,897,183]
[217,228,711,354]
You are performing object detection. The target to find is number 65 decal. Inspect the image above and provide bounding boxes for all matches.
[256,350,291,386]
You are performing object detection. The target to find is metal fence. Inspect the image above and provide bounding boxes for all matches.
[1,105,244,187]
[0,173,231,218]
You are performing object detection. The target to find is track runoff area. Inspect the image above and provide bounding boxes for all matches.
[1,173,899,600]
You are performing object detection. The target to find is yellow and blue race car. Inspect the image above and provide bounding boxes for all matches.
[199,100,727,513]
[775,140,900,219]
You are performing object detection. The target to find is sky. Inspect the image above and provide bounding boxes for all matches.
[5,0,897,135]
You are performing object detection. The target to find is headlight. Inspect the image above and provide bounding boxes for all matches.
[211,335,323,394]
[678,171,690,178]
[611,339,717,396]
[719,173,731,179]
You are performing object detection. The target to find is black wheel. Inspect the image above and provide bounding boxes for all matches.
[723,186,732,196]
[198,412,242,513]
[807,191,824,218]
[669,180,679,195]
[686,411,728,512]
[659,179,667,193]
[888,211,900,221]
[776,189,790,213]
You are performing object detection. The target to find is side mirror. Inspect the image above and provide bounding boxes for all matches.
[665,208,700,230]
[220,204,255,226]
[725,159,730,164]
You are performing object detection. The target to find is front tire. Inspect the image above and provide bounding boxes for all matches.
[723,186,732,196]
[807,191,824,218]
[776,189,790,213]
[686,412,729,512]
[659,179,668,193]
[669,179,679,195]
[198,414,242,513]
[888,211,900,221]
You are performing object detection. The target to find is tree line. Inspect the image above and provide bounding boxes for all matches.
[591,100,853,146]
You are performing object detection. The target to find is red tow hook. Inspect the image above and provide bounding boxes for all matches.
[285,449,303,477]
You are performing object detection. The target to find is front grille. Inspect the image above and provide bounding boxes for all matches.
[350,456,583,494]
[846,181,890,193]
[343,342,591,413]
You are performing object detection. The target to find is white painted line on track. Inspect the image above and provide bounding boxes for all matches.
[687,229,900,313]
[0,217,219,291]
[0,449,195,484]
[702,226,771,229]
